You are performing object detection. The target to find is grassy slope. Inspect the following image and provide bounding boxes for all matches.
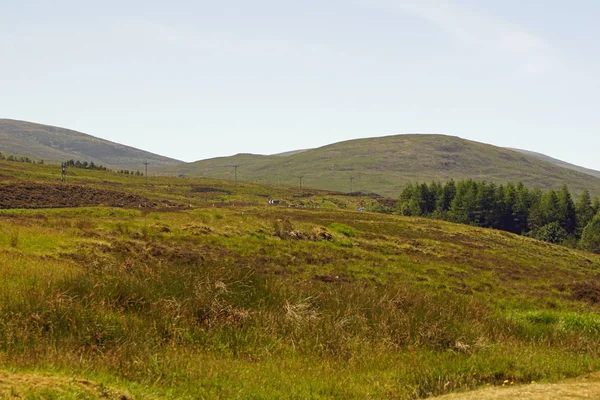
[0,119,182,171]
[1,161,600,399]
[509,147,600,179]
[166,134,600,197]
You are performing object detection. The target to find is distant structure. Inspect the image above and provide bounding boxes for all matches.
[233,165,240,187]
[143,161,149,185]
[61,163,67,182]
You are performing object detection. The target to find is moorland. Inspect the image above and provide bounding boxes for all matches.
[1,159,600,399]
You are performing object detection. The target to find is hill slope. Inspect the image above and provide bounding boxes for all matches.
[508,147,600,179]
[165,134,600,197]
[0,119,182,171]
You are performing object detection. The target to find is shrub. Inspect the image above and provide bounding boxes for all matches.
[329,223,356,237]
[535,222,567,244]
[580,213,600,253]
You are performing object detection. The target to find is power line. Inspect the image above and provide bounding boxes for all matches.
[143,162,149,185]
[233,165,240,187]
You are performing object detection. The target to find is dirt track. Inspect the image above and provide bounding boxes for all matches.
[433,372,600,400]
[0,182,179,209]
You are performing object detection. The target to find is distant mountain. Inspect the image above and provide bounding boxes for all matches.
[0,119,182,171]
[165,134,600,197]
[507,148,600,179]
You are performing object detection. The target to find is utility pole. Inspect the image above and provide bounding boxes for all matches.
[143,162,149,185]
[350,176,354,193]
[299,176,303,189]
[233,165,240,187]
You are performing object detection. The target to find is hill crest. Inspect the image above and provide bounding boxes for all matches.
[166,133,600,197]
[0,118,183,171]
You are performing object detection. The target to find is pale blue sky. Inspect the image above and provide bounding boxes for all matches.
[1,0,599,169]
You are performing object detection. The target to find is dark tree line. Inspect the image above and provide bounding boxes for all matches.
[0,152,43,164]
[116,169,143,176]
[398,180,600,250]
[64,160,142,176]
[63,159,108,171]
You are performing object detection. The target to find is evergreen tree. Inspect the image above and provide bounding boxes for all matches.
[536,221,568,244]
[513,182,530,234]
[398,183,415,216]
[593,197,600,217]
[448,180,478,224]
[498,183,519,233]
[526,188,545,233]
[475,182,497,227]
[435,180,456,217]
[541,190,561,226]
[575,189,595,237]
[580,213,600,254]
[557,185,577,235]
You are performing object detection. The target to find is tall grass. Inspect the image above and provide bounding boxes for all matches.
[1,231,600,399]
[2,204,600,398]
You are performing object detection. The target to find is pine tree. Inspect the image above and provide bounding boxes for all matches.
[575,189,595,238]
[527,188,545,233]
[593,197,600,217]
[580,212,600,254]
[475,182,497,227]
[435,180,456,217]
[500,183,519,233]
[541,190,561,226]
[398,183,415,216]
[514,182,530,234]
[448,180,478,224]
[557,185,577,235]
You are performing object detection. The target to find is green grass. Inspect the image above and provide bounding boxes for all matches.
[1,161,600,398]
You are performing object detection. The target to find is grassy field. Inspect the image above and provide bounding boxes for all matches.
[165,134,600,197]
[1,160,600,399]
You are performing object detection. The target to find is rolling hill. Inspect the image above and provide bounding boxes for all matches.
[508,147,600,179]
[165,134,600,197]
[0,119,182,171]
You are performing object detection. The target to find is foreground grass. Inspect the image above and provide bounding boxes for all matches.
[1,205,599,398]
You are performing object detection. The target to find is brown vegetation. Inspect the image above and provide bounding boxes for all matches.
[0,182,182,209]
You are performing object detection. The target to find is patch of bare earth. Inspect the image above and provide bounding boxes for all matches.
[0,182,181,209]
[0,371,131,399]
[433,372,600,400]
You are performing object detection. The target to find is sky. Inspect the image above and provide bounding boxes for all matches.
[1,0,599,169]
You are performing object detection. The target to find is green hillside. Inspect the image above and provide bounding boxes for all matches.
[509,147,600,179]
[166,134,600,197]
[0,119,182,171]
[2,160,600,399]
